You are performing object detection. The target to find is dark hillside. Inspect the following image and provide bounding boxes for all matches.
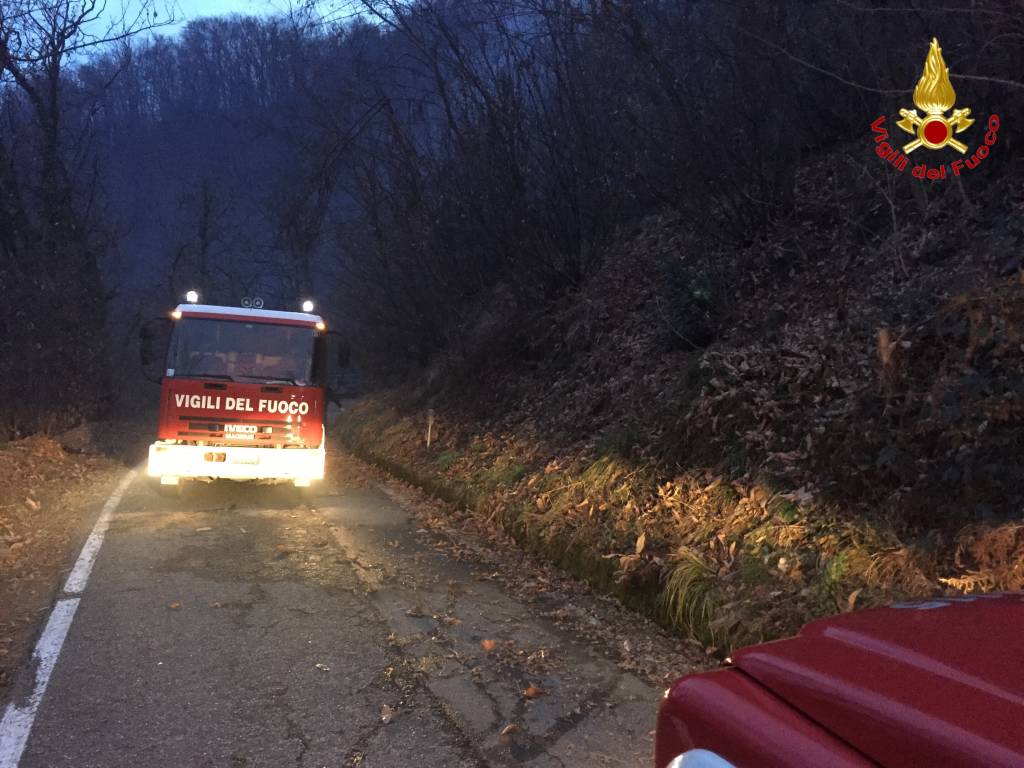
[340,144,1024,649]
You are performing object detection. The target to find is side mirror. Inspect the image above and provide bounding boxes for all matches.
[323,332,354,407]
[139,317,172,383]
[325,331,350,369]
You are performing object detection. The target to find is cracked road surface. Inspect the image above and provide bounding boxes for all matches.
[7,454,658,767]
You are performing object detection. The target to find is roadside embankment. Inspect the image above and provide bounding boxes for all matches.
[0,431,129,698]
[337,166,1024,652]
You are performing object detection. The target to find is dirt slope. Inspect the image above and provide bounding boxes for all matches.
[339,152,1024,651]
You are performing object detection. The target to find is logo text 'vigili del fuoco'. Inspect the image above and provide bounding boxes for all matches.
[871,38,1000,180]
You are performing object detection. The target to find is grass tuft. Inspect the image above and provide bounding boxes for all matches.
[476,461,529,491]
[658,548,718,645]
[434,449,460,471]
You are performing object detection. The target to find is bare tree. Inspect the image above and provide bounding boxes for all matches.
[0,0,172,435]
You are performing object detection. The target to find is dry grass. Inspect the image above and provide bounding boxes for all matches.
[341,398,1024,652]
[658,548,719,646]
[864,546,936,593]
[942,523,1024,593]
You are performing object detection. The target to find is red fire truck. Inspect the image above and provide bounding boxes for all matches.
[655,592,1024,768]
[142,295,341,492]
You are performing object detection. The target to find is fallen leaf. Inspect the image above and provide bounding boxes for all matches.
[635,532,647,555]
[522,684,546,699]
[481,639,497,652]
[168,602,182,610]
[498,723,521,745]
[845,588,863,613]
[380,704,396,724]
[23,498,40,512]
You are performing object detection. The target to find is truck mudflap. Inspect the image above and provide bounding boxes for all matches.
[147,441,325,485]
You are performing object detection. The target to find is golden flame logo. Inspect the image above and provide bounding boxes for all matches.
[897,38,974,153]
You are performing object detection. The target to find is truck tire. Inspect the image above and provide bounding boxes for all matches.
[156,479,182,499]
[292,481,316,504]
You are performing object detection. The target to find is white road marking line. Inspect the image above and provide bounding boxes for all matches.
[0,469,136,767]
[0,598,80,768]
[63,469,136,594]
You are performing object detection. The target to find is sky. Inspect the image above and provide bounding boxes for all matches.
[75,0,344,62]
[167,0,281,25]
[106,0,285,38]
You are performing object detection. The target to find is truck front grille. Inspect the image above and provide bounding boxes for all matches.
[174,413,308,444]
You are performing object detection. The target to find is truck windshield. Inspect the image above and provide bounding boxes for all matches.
[167,317,317,385]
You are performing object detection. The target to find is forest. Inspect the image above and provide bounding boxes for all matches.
[1,0,1018,434]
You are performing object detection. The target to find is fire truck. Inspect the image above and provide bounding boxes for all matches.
[655,593,1024,768]
[141,293,343,492]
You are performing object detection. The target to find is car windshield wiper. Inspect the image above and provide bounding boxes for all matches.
[259,377,300,386]
[183,372,235,381]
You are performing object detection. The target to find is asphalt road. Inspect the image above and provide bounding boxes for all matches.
[3,456,658,767]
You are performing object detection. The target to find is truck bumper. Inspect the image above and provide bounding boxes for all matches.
[147,442,325,483]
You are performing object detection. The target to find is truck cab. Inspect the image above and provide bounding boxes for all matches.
[145,302,330,490]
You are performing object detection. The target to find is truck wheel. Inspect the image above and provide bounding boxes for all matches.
[156,479,182,499]
[292,480,316,504]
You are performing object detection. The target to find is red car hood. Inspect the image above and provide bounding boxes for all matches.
[731,593,1024,768]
